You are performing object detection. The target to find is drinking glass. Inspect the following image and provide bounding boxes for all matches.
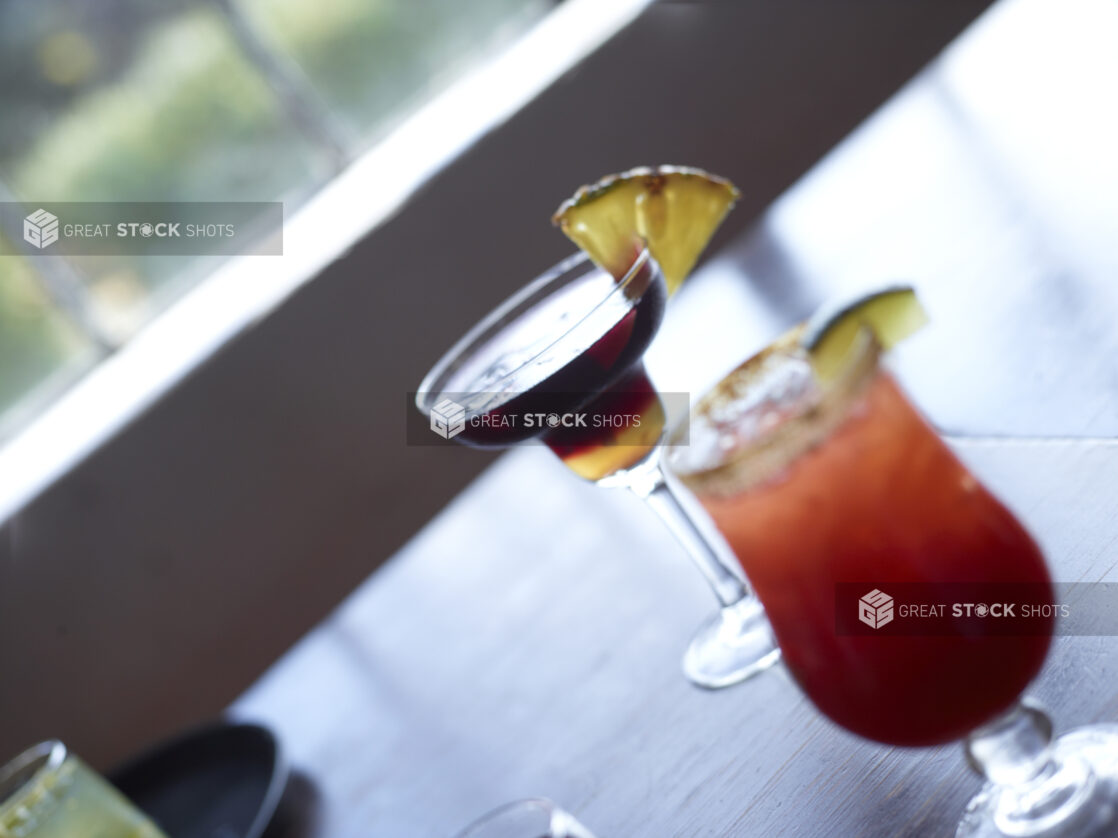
[416,249,778,688]
[665,331,1118,836]
[0,740,168,837]
[453,798,596,838]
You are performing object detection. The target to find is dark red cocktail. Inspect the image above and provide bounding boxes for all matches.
[417,247,780,690]
[424,249,667,480]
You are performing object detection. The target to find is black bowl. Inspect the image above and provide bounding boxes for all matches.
[109,721,287,838]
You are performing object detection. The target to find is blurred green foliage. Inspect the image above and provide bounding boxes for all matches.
[0,0,546,430]
[13,9,314,203]
[0,237,91,423]
[243,0,548,138]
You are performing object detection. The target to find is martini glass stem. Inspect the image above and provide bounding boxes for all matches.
[621,451,749,607]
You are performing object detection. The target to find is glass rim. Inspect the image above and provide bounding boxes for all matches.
[0,740,67,813]
[415,247,655,415]
[666,327,881,496]
[453,797,569,838]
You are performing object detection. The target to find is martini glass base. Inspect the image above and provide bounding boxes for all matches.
[682,596,781,689]
[958,725,1118,838]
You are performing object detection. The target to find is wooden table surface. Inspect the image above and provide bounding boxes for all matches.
[233,2,1118,835]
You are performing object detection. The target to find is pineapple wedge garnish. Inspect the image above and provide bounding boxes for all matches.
[552,165,740,294]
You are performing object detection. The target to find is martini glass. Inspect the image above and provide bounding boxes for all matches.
[417,248,779,688]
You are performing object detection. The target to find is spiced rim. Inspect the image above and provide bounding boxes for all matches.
[666,327,880,498]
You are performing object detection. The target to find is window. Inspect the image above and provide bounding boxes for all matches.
[0,0,551,436]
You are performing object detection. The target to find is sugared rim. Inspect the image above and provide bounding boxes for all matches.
[666,326,880,498]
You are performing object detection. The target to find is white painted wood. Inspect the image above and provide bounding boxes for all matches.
[235,441,1118,837]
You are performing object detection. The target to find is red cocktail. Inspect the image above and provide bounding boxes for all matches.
[669,331,1118,836]
[671,339,1051,745]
